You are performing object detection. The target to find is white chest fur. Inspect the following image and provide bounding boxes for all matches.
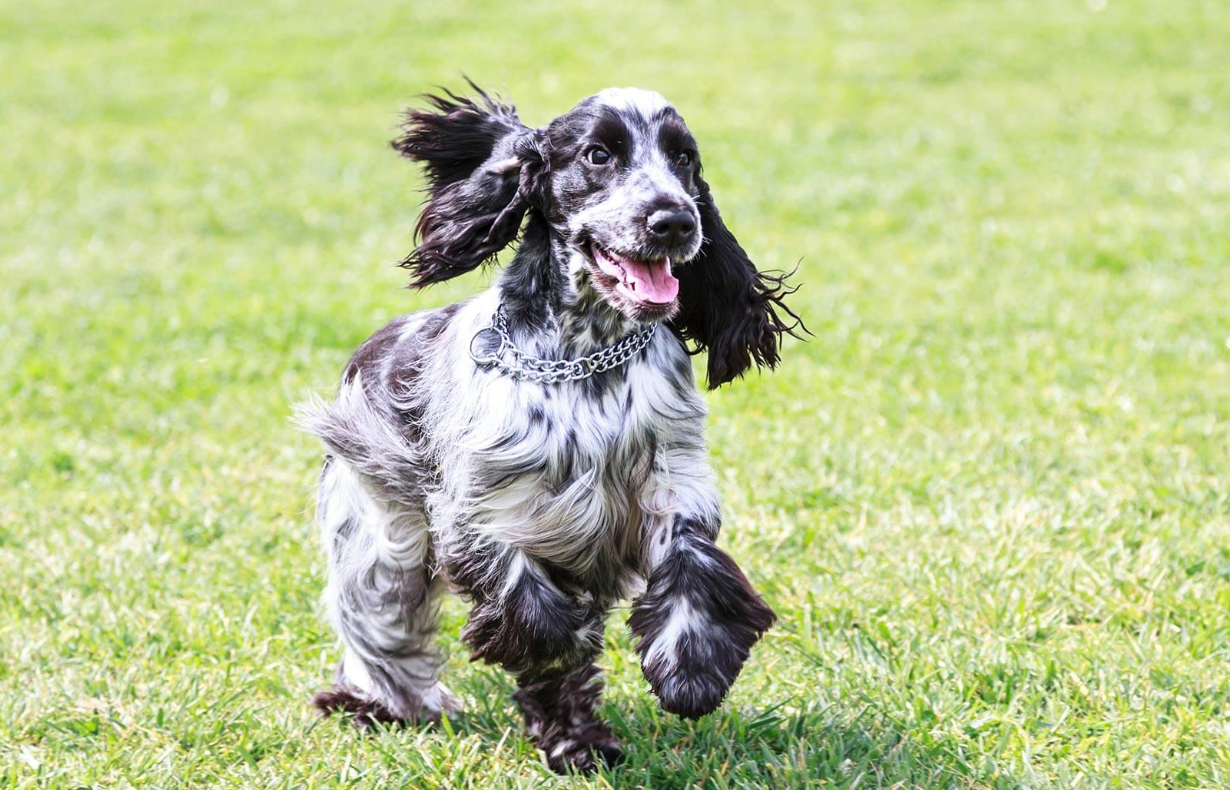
[421,294,713,576]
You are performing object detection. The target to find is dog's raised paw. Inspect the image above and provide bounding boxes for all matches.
[630,530,777,719]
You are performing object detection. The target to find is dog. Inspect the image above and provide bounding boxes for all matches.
[298,83,804,773]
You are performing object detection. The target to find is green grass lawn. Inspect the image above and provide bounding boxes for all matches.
[3,0,1230,786]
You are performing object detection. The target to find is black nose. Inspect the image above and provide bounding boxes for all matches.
[648,208,696,248]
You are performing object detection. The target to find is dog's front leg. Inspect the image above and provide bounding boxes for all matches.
[630,514,776,719]
[445,541,601,678]
[443,536,621,772]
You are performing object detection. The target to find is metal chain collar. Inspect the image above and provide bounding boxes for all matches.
[469,306,656,384]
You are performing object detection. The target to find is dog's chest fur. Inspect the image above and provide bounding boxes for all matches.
[423,302,706,587]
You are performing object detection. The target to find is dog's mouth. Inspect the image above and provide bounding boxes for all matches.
[588,244,680,310]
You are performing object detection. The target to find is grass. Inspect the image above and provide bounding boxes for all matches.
[3,0,1230,786]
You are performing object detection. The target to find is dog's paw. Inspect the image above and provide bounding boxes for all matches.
[630,535,776,719]
[636,613,771,719]
[313,682,459,728]
[542,730,625,775]
[648,663,730,720]
[313,686,405,729]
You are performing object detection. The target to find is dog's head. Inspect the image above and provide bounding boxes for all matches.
[539,88,702,323]
[393,83,804,388]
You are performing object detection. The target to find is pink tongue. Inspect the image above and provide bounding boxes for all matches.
[617,257,679,304]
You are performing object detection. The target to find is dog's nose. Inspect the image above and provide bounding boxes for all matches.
[648,209,696,248]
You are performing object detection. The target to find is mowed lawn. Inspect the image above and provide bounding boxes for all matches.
[3,0,1230,787]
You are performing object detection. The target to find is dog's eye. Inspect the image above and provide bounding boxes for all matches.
[673,151,692,168]
[587,147,612,166]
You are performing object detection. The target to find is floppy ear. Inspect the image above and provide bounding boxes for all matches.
[670,173,807,389]
[392,83,547,287]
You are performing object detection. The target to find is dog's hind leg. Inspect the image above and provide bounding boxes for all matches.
[312,456,458,727]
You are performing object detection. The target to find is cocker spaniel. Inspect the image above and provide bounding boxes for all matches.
[299,83,803,773]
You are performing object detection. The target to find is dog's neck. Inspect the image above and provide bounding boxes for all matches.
[497,212,639,355]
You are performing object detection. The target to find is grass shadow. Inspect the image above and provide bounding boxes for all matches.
[427,669,1024,789]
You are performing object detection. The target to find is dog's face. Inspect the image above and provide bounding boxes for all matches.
[394,83,803,388]
[543,89,704,322]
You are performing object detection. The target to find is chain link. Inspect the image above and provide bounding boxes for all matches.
[469,306,656,384]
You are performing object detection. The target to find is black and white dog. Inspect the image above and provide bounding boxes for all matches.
[299,84,803,773]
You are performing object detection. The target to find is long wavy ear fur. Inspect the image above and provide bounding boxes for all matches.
[392,82,545,287]
[670,173,807,389]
